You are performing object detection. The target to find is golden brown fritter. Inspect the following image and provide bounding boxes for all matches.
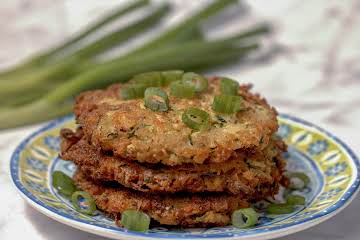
[61,128,285,196]
[74,78,278,166]
[74,170,250,227]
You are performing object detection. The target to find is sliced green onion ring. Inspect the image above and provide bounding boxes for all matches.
[212,95,243,114]
[286,194,306,205]
[170,81,196,98]
[132,71,164,87]
[182,107,210,131]
[220,77,239,95]
[121,84,147,100]
[267,204,295,214]
[52,171,76,197]
[121,210,150,232]
[232,208,259,228]
[182,72,208,92]
[287,172,310,190]
[71,191,96,215]
[162,70,184,85]
[144,87,169,112]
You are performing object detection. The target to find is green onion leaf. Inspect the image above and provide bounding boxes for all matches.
[232,208,259,228]
[182,107,210,131]
[121,210,150,232]
[212,95,243,114]
[182,72,208,92]
[144,87,169,112]
[287,172,310,190]
[132,71,164,87]
[267,204,295,214]
[71,191,96,215]
[170,81,196,98]
[286,194,306,205]
[162,70,184,85]
[220,77,239,95]
[52,171,76,197]
[121,84,147,100]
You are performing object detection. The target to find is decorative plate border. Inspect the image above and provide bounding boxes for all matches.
[10,114,360,239]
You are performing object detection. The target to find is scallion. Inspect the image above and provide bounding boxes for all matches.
[132,71,164,87]
[71,191,97,215]
[121,210,150,232]
[182,107,210,131]
[0,3,170,101]
[220,77,239,95]
[182,72,208,92]
[170,81,196,98]
[287,172,310,190]
[212,95,243,114]
[121,84,147,100]
[52,171,76,197]
[286,195,306,205]
[144,87,169,112]
[0,41,260,129]
[162,70,184,85]
[0,0,151,80]
[232,208,259,228]
[267,204,295,214]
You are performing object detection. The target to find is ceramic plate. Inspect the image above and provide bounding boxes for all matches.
[10,114,360,240]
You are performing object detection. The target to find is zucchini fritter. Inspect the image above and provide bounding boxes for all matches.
[61,128,286,196]
[74,78,278,165]
[74,170,250,227]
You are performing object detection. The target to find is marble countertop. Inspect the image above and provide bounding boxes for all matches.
[1,0,360,239]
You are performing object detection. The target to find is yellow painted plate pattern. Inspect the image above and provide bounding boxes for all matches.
[10,114,360,240]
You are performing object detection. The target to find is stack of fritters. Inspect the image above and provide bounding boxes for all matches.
[60,78,287,227]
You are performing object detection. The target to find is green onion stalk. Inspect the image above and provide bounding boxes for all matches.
[0,0,150,80]
[46,26,267,95]
[0,3,171,101]
[0,35,261,129]
[123,0,239,59]
[0,0,240,106]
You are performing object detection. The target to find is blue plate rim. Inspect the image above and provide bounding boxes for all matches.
[10,113,360,239]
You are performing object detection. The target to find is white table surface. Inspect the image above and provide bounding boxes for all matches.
[1,0,360,239]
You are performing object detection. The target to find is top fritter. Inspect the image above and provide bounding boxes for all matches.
[74,71,278,166]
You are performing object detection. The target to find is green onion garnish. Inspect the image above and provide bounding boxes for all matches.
[232,208,259,228]
[212,95,243,114]
[52,171,76,197]
[162,70,184,85]
[182,72,208,92]
[132,71,164,87]
[71,191,96,215]
[170,81,196,98]
[144,87,169,112]
[121,84,147,100]
[267,204,295,214]
[182,107,210,131]
[220,77,239,95]
[287,172,310,190]
[121,210,150,232]
[286,195,306,205]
